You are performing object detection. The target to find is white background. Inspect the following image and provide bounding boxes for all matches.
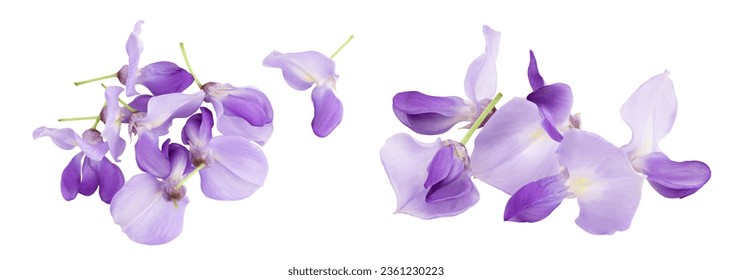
[2,1,730,279]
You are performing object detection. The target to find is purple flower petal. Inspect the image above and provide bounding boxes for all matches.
[425,173,474,204]
[634,152,711,198]
[61,153,84,201]
[135,133,170,178]
[167,143,193,180]
[471,98,561,194]
[103,86,126,161]
[620,71,677,158]
[221,90,273,127]
[527,83,573,128]
[216,114,274,146]
[79,156,99,196]
[263,51,336,90]
[129,94,152,113]
[380,134,478,219]
[464,25,500,104]
[97,157,125,204]
[311,86,343,137]
[33,127,79,150]
[135,91,205,136]
[182,107,213,147]
[504,174,567,222]
[125,20,144,97]
[110,173,188,245]
[423,145,457,189]
[527,50,545,91]
[558,130,644,235]
[137,61,194,95]
[204,83,274,145]
[199,136,268,200]
[392,91,473,135]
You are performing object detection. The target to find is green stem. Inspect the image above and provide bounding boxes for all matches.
[74,73,118,86]
[58,116,100,122]
[175,163,206,189]
[91,118,101,130]
[330,34,354,59]
[118,98,137,113]
[460,92,503,145]
[179,42,203,89]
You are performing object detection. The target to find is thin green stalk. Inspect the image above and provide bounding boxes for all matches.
[330,35,354,59]
[179,42,203,89]
[460,92,503,145]
[58,116,100,122]
[175,164,206,189]
[74,73,117,86]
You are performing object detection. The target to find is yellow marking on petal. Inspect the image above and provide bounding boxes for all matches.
[529,127,549,143]
[568,177,592,196]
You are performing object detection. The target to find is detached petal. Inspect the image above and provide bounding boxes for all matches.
[471,98,561,194]
[137,91,205,136]
[634,152,711,198]
[61,153,84,201]
[504,174,567,222]
[33,127,78,150]
[97,157,125,204]
[311,86,343,137]
[558,130,644,235]
[464,25,500,104]
[392,91,472,135]
[527,83,573,128]
[125,20,144,97]
[110,173,188,245]
[199,136,268,200]
[527,50,545,91]
[263,51,336,90]
[137,61,194,95]
[620,71,677,158]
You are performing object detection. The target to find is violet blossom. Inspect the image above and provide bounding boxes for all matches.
[202,82,274,145]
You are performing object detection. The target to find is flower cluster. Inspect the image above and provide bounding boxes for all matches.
[34,21,351,244]
[382,25,711,234]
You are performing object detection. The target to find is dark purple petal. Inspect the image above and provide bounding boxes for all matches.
[425,173,473,204]
[97,157,125,204]
[61,153,84,201]
[464,25,500,104]
[263,51,336,90]
[527,50,545,91]
[539,111,564,142]
[137,61,194,95]
[167,143,193,180]
[79,156,99,196]
[423,145,455,188]
[311,86,343,137]
[636,152,711,198]
[129,94,152,113]
[125,20,144,97]
[135,133,170,178]
[222,93,272,127]
[392,91,472,135]
[504,174,567,222]
[527,83,573,127]
[181,107,213,147]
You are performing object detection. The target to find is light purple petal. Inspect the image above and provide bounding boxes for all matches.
[129,94,152,113]
[216,113,273,146]
[527,50,545,91]
[464,25,500,104]
[263,50,336,90]
[380,134,478,219]
[97,157,125,204]
[221,89,273,127]
[135,133,170,178]
[79,156,99,196]
[182,107,213,147]
[61,153,84,201]
[103,86,127,162]
[392,91,473,135]
[634,152,711,198]
[311,86,343,137]
[620,71,677,158]
[110,173,188,245]
[558,130,644,235]
[167,143,193,180]
[33,126,79,150]
[425,172,473,204]
[199,136,268,200]
[471,98,561,194]
[137,61,194,95]
[504,174,567,222]
[137,91,205,136]
[527,83,573,128]
[76,134,108,162]
[125,20,144,97]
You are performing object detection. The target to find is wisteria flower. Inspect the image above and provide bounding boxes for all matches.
[110,141,193,245]
[263,50,343,137]
[620,71,711,198]
[392,25,500,135]
[182,107,268,200]
[380,133,479,219]
[202,82,273,145]
[504,129,644,234]
[33,127,124,203]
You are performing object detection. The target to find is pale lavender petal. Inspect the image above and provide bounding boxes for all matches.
[464,25,500,103]
[634,152,711,198]
[137,61,194,95]
[103,86,126,161]
[110,173,188,245]
[182,107,213,147]
[527,83,573,127]
[311,86,343,137]
[33,127,78,150]
[125,20,144,97]
[97,157,125,204]
[135,133,170,178]
[263,51,336,90]
[558,130,644,235]
[76,134,108,162]
[392,91,473,135]
[504,174,567,222]
[61,153,84,201]
[199,136,268,200]
[79,156,99,196]
[527,50,545,91]
[216,113,274,146]
[620,71,677,158]
[471,98,561,194]
[167,143,193,180]
[137,91,205,136]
